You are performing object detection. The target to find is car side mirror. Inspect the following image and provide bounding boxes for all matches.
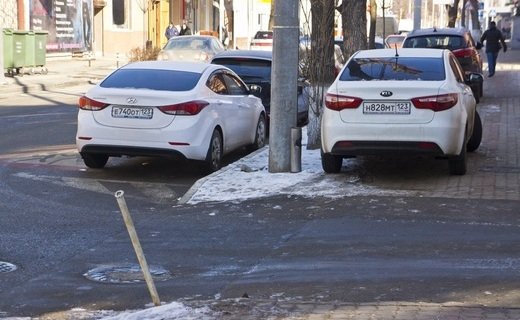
[476,42,483,50]
[249,84,262,96]
[467,72,483,84]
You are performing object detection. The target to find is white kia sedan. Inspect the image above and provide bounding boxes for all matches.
[321,48,483,175]
[76,61,266,172]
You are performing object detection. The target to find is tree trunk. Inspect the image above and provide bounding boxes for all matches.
[446,0,460,28]
[269,0,276,30]
[306,0,336,149]
[368,0,377,49]
[340,0,367,59]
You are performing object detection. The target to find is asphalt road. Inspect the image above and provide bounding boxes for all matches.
[0,82,519,318]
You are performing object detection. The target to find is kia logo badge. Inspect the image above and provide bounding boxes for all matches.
[380,91,393,97]
[127,97,137,104]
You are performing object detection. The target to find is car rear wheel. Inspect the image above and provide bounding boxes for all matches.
[81,153,109,169]
[249,114,266,151]
[203,129,223,173]
[467,111,482,152]
[449,139,467,175]
[321,150,343,173]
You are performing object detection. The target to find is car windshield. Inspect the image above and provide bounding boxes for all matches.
[403,35,465,50]
[164,38,210,50]
[339,57,445,81]
[212,58,271,81]
[100,69,201,91]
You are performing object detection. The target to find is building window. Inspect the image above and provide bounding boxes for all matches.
[113,0,127,27]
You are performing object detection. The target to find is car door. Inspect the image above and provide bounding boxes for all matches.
[221,72,257,146]
[206,71,242,149]
[449,55,475,129]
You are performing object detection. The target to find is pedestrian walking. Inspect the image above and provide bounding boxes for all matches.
[179,20,192,36]
[480,21,507,77]
[165,22,179,40]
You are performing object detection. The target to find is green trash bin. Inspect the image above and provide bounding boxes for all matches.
[34,31,48,67]
[2,28,14,73]
[13,30,35,74]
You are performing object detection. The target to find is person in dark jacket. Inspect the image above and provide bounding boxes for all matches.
[480,21,507,77]
[179,20,192,36]
[165,22,179,40]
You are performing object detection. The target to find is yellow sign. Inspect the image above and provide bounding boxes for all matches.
[258,0,271,3]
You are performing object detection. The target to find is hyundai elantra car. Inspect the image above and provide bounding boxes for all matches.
[321,48,483,175]
[76,61,266,172]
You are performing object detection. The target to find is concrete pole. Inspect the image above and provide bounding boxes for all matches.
[413,0,422,30]
[269,0,299,173]
[0,31,6,85]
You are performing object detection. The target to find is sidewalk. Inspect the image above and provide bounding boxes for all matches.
[0,55,125,97]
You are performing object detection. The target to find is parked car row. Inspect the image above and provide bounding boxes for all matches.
[76,27,484,176]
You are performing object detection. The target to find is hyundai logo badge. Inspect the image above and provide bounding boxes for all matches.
[380,91,393,97]
[127,97,137,104]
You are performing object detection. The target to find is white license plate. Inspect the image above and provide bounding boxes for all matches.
[363,101,411,114]
[111,106,153,119]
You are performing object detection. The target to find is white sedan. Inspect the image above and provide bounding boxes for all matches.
[321,48,483,175]
[76,61,266,172]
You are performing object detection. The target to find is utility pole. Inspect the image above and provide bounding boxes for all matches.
[413,0,422,29]
[269,0,299,173]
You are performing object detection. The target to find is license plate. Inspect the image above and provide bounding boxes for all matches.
[363,101,411,114]
[111,106,153,119]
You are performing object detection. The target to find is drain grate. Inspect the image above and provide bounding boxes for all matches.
[0,261,18,273]
[84,263,172,284]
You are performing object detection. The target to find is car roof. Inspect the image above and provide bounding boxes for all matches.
[121,60,219,73]
[406,27,469,37]
[167,35,218,41]
[212,50,272,61]
[353,48,447,59]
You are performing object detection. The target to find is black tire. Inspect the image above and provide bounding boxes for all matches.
[203,129,223,173]
[467,111,482,152]
[449,141,467,175]
[321,150,342,173]
[249,114,266,151]
[81,153,108,169]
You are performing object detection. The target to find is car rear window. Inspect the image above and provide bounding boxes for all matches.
[212,58,271,81]
[254,31,273,39]
[339,57,445,81]
[403,35,466,50]
[100,69,201,91]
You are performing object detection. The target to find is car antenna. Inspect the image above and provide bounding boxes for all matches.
[394,44,399,57]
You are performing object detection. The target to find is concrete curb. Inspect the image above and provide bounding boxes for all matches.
[178,145,268,204]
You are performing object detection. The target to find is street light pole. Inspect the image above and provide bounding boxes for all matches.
[269,0,299,173]
[413,0,422,30]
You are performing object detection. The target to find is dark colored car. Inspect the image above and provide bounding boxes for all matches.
[211,50,309,127]
[402,27,484,100]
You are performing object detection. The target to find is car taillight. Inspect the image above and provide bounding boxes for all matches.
[78,96,109,110]
[453,48,473,59]
[412,93,458,112]
[325,93,362,111]
[158,100,209,115]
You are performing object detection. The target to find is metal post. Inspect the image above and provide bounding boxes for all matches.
[114,190,161,306]
[269,0,299,173]
[290,127,302,173]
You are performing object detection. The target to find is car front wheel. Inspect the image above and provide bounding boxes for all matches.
[81,153,109,169]
[467,111,482,152]
[249,114,266,151]
[203,129,223,173]
[321,150,343,173]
